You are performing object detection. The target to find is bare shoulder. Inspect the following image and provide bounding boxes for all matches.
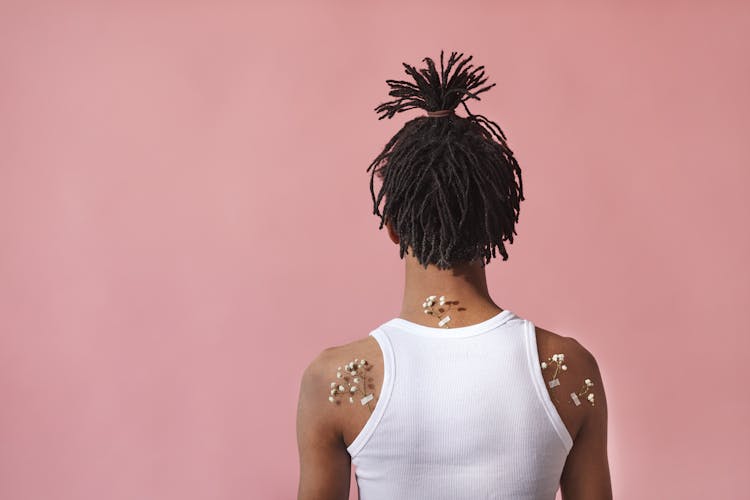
[301,334,386,449]
[304,335,381,386]
[535,325,602,377]
[304,334,374,370]
[533,324,607,442]
[297,339,373,499]
[534,325,613,498]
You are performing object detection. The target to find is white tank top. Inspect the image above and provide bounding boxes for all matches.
[346,309,573,500]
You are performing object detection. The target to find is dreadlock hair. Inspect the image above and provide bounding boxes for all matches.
[367,50,525,270]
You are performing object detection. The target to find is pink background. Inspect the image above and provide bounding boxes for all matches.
[1,1,749,499]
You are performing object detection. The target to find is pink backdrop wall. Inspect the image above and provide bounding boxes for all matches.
[1,1,748,499]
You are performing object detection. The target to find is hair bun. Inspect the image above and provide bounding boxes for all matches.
[374,50,496,120]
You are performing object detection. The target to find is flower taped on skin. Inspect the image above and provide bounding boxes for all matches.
[423,294,453,328]
[570,379,595,406]
[540,352,596,407]
[540,353,567,389]
[327,358,376,412]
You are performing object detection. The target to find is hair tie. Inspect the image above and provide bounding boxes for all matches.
[426,109,455,118]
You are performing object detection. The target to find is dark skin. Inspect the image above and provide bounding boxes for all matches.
[296,222,613,500]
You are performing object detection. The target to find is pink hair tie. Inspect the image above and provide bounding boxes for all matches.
[425,109,455,118]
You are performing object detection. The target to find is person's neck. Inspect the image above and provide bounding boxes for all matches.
[398,253,503,328]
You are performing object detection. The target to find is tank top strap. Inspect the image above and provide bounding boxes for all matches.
[523,318,575,451]
[345,327,396,458]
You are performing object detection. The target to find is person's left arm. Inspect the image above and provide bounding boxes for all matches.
[296,349,351,500]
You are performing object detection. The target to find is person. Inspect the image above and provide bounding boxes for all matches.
[296,51,612,500]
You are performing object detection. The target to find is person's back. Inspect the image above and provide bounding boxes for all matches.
[348,309,570,499]
[301,307,609,499]
[296,51,612,499]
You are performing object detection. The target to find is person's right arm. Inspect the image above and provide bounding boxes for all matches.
[559,339,613,499]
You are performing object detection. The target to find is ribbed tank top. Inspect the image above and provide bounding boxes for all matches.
[346,309,574,500]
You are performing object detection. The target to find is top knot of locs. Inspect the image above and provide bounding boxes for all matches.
[366,50,525,270]
[374,50,495,121]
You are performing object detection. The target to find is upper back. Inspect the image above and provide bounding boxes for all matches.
[327,309,590,500]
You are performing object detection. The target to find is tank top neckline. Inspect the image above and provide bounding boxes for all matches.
[385,308,515,338]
